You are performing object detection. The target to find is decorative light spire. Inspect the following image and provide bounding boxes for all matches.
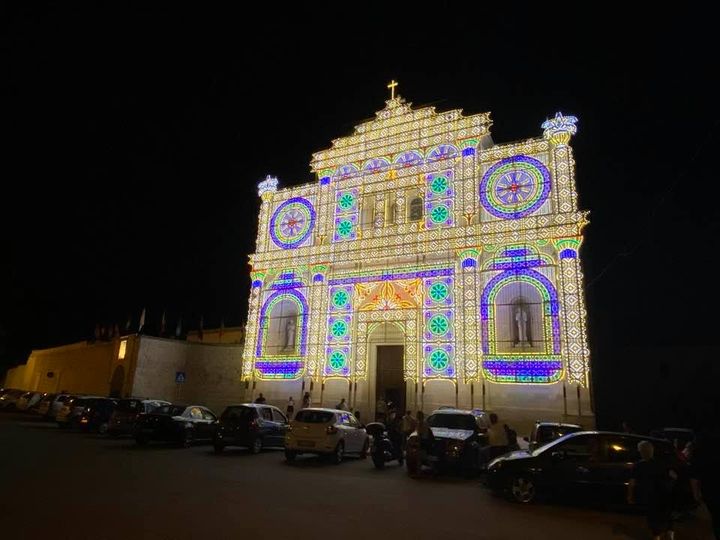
[257,175,278,198]
[542,112,579,146]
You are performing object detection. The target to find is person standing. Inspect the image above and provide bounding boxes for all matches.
[628,440,677,540]
[401,410,417,438]
[376,397,387,422]
[335,398,347,411]
[690,428,720,539]
[487,413,509,460]
[254,393,266,404]
[301,391,311,409]
[286,396,295,419]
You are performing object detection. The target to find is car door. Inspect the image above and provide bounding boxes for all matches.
[340,412,361,452]
[548,434,604,496]
[270,408,289,446]
[600,435,645,502]
[259,407,275,443]
[348,413,365,452]
[188,407,204,435]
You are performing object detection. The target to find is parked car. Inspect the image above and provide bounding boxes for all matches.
[36,394,71,420]
[284,408,368,464]
[486,431,680,504]
[524,422,583,451]
[134,404,217,447]
[650,427,695,450]
[213,403,289,454]
[406,408,484,476]
[15,391,44,412]
[107,399,171,437]
[56,396,100,428]
[77,398,118,433]
[0,389,26,410]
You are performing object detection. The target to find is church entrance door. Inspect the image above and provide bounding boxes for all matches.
[376,345,405,417]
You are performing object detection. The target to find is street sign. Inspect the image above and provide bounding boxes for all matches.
[175,371,186,384]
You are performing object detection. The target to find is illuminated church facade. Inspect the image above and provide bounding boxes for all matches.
[243,87,592,426]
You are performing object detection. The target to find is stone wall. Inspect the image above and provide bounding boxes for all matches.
[3,339,128,396]
[130,337,246,415]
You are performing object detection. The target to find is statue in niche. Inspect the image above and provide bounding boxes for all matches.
[513,304,532,347]
[283,317,297,352]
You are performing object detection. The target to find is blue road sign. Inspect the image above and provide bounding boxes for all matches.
[175,371,186,384]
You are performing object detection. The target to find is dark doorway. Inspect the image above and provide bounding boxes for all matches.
[376,345,405,416]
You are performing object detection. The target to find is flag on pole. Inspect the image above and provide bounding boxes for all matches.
[160,310,167,337]
[139,308,146,333]
[175,316,183,339]
[198,315,204,341]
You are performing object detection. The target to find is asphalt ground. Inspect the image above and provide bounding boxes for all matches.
[0,413,713,539]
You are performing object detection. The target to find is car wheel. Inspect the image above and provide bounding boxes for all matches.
[98,422,109,435]
[285,450,297,462]
[360,439,369,459]
[251,437,263,455]
[510,475,536,503]
[181,430,194,448]
[332,442,344,465]
[372,454,385,469]
[214,442,225,454]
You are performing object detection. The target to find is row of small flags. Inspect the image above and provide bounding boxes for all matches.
[94,309,224,341]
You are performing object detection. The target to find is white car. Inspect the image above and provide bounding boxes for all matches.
[15,391,43,411]
[285,408,368,464]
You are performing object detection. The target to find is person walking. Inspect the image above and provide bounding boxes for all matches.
[286,396,295,419]
[301,391,311,409]
[254,393,266,404]
[628,440,677,540]
[335,398,348,411]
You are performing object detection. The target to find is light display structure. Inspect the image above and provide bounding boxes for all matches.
[243,98,592,426]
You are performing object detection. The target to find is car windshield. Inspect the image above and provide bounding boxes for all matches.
[537,425,582,443]
[116,400,141,412]
[427,414,477,430]
[294,410,334,423]
[221,406,255,421]
[532,432,579,456]
[153,405,186,416]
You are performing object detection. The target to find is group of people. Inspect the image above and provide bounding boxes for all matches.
[624,431,719,540]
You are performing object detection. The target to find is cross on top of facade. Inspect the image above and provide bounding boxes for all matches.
[387,80,398,100]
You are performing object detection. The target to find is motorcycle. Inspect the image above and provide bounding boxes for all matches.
[365,422,404,469]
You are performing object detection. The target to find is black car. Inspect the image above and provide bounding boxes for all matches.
[77,398,118,433]
[213,403,289,454]
[525,422,583,451]
[134,404,217,447]
[486,431,679,504]
[406,409,483,476]
[108,399,171,437]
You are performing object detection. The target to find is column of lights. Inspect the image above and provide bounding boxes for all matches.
[552,237,589,386]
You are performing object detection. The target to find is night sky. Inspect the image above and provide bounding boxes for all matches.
[3,6,717,427]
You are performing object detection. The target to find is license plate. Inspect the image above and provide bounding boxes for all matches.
[297,440,315,448]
